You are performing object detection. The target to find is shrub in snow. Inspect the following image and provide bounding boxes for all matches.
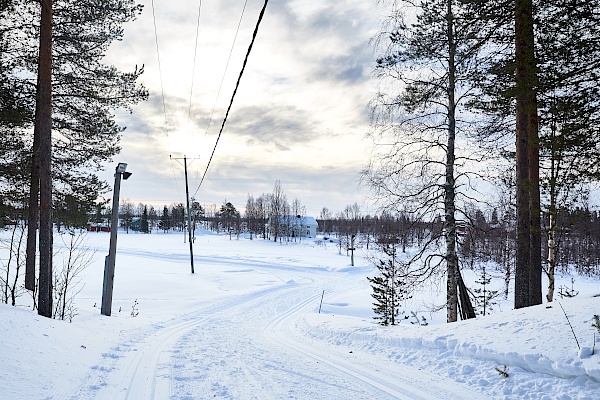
[131,299,139,317]
[409,311,428,326]
[558,278,579,299]
[52,232,95,322]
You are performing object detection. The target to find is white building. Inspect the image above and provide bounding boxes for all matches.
[268,215,318,238]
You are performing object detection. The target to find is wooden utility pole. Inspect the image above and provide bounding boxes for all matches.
[171,156,195,273]
[37,0,53,317]
[349,235,355,266]
[184,156,194,273]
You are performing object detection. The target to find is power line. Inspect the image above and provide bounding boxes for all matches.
[186,0,203,135]
[202,0,248,137]
[193,0,269,197]
[151,0,184,202]
[151,0,170,143]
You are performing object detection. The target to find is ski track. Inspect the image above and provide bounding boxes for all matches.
[61,267,486,400]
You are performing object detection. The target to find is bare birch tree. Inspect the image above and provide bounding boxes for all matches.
[363,0,489,322]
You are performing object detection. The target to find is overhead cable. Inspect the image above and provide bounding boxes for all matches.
[193,0,269,197]
[202,0,248,137]
[151,0,182,200]
[186,0,202,135]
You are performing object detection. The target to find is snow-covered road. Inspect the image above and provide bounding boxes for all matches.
[66,260,483,400]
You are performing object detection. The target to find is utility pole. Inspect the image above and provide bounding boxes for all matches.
[349,234,356,267]
[171,155,196,273]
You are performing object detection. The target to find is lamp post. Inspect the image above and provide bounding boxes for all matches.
[101,162,131,316]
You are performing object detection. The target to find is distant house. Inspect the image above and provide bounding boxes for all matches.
[87,222,110,232]
[267,215,318,238]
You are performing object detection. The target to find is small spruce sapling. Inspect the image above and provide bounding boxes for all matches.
[368,242,410,326]
[473,265,499,316]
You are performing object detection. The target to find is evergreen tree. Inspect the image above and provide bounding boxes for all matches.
[1,0,148,300]
[191,201,204,231]
[122,202,133,233]
[218,201,240,240]
[140,205,149,233]
[159,205,170,232]
[466,0,600,306]
[0,0,147,204]
[93,202,104,225]
[367,242,409,326]
[473,265,499,316]
[148,206,157,232]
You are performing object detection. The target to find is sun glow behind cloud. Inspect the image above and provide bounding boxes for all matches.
[100,0,381,215]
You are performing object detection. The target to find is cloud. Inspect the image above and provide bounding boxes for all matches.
[225,105,318,150]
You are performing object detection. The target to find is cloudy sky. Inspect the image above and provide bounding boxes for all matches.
[101,0,383,216]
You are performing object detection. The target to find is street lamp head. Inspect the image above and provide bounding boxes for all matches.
[116,163,128,173]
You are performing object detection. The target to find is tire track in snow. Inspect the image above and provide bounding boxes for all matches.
[265,289,487,400]
[76,282,305,400]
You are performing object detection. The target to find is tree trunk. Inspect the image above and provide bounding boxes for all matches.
[546,124,558,303]
[445,0,458,323]
[458,269,476,320]
[528,109,542,306]
[514,0,538,309]
[37,0,53,318]
[25,87,41,292]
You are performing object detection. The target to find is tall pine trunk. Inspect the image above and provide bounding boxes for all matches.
[25,102,40,292]
[514,0,540,308]
[546,119,558,302]
[36,0,53,318]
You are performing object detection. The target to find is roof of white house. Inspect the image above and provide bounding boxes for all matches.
[301,216,318,226]
[272,215,318,226]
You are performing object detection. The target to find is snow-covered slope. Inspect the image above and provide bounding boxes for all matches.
[1,230,599,399]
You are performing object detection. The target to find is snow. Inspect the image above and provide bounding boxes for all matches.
[1,229,600,399]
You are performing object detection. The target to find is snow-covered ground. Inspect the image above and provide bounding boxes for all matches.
[1,229,600,399]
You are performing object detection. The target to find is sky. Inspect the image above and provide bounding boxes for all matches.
[100,0,383,217]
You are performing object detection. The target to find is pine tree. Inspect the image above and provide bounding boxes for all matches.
[140,205,149,233]
[367,242,409,326]
[219,201,240,239]
[465,0,600,307]
[159,205,170,232]
[1,0,148,301]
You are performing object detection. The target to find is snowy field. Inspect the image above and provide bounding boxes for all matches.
[1,228,600,399]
